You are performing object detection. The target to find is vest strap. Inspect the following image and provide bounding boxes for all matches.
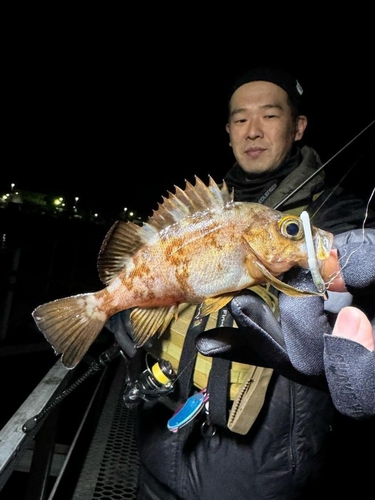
[176,304,210,401]
[206,307,233,428]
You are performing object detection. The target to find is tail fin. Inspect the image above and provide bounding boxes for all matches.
[32,292,108,369]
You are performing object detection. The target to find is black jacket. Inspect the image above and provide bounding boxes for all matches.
[133,145,375,500]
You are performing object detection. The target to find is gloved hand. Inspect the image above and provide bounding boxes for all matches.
[280,228,375,378]
[195,288,328,390]
[196,228,375,417]
[324,306,374,417]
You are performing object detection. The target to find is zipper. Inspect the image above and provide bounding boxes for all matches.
[289,380,297,473]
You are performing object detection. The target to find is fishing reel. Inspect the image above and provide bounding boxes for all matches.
[123,353,176,408]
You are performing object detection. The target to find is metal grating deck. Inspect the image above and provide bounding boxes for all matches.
[72,359,140,499]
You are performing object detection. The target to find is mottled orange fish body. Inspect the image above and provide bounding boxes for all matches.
[32,176,333,369]
[111,203,325,307]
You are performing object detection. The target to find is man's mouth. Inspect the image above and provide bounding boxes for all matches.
[245,148,266,158]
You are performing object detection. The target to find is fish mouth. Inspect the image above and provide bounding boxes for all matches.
[295,229,334,270]
[314,229,334,265]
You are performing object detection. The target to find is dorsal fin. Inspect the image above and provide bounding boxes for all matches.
[97,176,232,285]
[97,220,155,285]
[147,175,233,231]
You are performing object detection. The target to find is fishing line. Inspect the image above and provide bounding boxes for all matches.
[324,187,375,289]
[363,188,375,228]
[172,353,199,384]
[307,143,374,222]
[273,119,374,211]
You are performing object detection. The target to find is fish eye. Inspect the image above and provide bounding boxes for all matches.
[279,216,304,240]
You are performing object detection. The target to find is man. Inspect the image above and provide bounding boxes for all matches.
[109,66,375,499]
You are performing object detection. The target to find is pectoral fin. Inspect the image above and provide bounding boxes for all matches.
[254,261,324,297]
[200,293,238,316]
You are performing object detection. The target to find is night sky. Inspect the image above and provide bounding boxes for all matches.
[3,21,375,220]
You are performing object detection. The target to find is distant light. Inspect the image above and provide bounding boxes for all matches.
[53,197,64,206]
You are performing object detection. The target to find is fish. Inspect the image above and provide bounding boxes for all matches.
[32,175,334,369]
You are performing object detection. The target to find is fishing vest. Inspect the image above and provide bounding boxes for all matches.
[147,285,278,435]
[146,194,323,435]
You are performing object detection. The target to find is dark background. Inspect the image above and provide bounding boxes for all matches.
[3,13,375,220]
[1,11,375,498]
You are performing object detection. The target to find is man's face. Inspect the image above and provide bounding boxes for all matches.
[226,81,307,174]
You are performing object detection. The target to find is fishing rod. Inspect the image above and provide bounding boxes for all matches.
[273,119,374,210]
[22,344,122,432]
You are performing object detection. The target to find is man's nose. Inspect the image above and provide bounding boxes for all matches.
[245,119,263,139]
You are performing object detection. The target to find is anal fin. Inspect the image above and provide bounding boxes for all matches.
[130,305,180,346]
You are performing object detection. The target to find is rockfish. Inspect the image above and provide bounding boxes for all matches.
[32,176,333,369]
